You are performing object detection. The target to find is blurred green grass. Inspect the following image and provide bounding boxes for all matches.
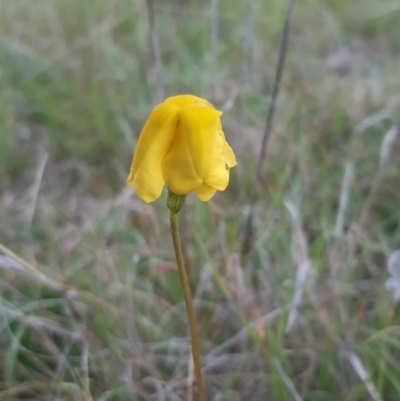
[1,0,400,400]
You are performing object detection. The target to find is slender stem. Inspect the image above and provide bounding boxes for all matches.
[169,211,207,401]
[242,0,295,255]
[210,0,219,104]
[145,0,165,103]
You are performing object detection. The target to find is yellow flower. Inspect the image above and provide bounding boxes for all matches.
[127,95,237,203]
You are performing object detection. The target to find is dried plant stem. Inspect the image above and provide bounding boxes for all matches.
[333,161,354,238]
[253,0,295,192]
[242,0,295,254]
[169,211,207,401]
[239,0,252,125]
[145,0,165,102]
[210,0,219,103]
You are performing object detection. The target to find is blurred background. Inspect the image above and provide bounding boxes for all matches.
[1,0,400,400]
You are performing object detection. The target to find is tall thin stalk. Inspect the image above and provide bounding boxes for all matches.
[210,0,219,103]
[168,192,207,401]
[145,0,165,103]
[242,0,295,255]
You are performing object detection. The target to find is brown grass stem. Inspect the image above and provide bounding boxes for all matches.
[242,0,295,255]
[239,1,252,125]
[169,210,207,401]
[210,0,219,103]
[145,0,165,102]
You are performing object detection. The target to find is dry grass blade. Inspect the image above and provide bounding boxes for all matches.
[359,123,399,226]
[25,153,48,229]
[272,358,303,401]
[379,124,399,168]
[0,383,49,399]
[0,246,68,292]
[333,161,354,238]
[385,249,400,303]
[0,242,121,314]
[206,304,298,359]
[354,109,392,133]
[284,199,313,334]
[345,351,383,401]
[0,304,80,340]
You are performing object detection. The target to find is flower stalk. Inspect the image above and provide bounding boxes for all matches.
[167,190,207,401]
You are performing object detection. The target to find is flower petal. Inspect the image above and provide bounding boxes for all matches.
[127,102,180,203]
[204,131,230,190]
[194,183,216,202]
[162,106,222,195]
[165,94,214,109]
[220,131,237,167]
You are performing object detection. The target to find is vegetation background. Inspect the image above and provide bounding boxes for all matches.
[1,0,400,400]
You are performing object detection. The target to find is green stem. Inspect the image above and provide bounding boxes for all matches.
[169,210,207,401]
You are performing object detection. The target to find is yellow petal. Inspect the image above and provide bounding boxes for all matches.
[162,106,222,195]
[194,183,216,202]
[204,131,229,190]
[127,102,180,203]
[220,131,237,168]
[165,94,214,109]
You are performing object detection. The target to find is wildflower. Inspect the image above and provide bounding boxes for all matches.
[127,95,237,203]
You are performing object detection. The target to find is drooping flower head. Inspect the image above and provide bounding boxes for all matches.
[127,95,237,203]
